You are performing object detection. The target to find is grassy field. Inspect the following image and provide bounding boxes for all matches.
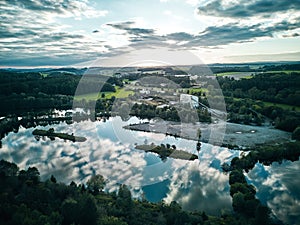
[215,72,253,79]
[215,72,242,76]
[261,101,300,112]
[74,86,134,101]
[264,70,300,74]
[186,87,208,93]
[231,97,300,112]
[39,72,48,78]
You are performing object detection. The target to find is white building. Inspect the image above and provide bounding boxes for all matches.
[180,94,199,109]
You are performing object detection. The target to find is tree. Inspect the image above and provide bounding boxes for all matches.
[61,198,80,225]
[87,174,106,195]
[232,192,245,213]
[292,126,300,141]
[229,170,246,185]
[254,205,270,225]
[78,194,98,225]
[50,175,57,183]
[197,128,201,140]
[0,160,19,177]
[117,184,133,216]
[196,142,201,152]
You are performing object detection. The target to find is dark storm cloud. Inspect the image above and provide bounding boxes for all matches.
[198,0,300,18]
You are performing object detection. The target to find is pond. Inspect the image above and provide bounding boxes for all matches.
[1,116,299,223]
[246,161,300,225]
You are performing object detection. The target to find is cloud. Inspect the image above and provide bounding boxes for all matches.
[107,21,155,36]
[1,120,148,191]
[197,0,300,18]
[105,19,300,51]
[0,0,114,66]
[1,0,108,18]
[224,51,300,63]
[1,0,299,66]
[247,161,300,224]
[283,33,300,38]
[164,151,232,215]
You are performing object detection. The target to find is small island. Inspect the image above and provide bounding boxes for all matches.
[135,143,198,161]
[32,128,87,142]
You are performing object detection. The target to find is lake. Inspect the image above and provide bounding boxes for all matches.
[1,116,299,223]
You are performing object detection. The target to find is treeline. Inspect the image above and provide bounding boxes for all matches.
[130,103,211,123]
[222,141,300,173]
[0,71,117,115]
[0,112,93,146]
[137,67,187,75]
[218,72,300,106]
[0,71,116,96]
[0,159,271,225]
[229,169,270,225]
[223,97,300,131]
[260,63,300,71]
[222,141,300,225]
[224,141,300,173]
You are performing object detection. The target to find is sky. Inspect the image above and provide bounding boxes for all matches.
[0,0,300,67]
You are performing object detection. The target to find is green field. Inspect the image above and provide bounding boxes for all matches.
[261,101,300,112]
[215,72,253,79]
[75,86,134,101]
[186,87,208,93]
[215,72,242,76]
[264,70,300,74]
[231,97,300,112]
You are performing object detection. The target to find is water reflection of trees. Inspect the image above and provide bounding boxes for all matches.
[0,111,102,148]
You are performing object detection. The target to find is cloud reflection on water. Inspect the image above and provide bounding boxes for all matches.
[164,146,233,215]
[2,118,299,222]
[247,161,300,225]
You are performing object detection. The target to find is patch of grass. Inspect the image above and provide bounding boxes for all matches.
[241,76,253,79]
[215,72,254,79]
[215,72,242,76]
[186,88,208,93]
[74,86,134,101]
[231,97,300,112]
[104,86,134,99]
[39,72,48,78]
[74,92,100,101]
[261,101,300,112]
[264,70,300,74]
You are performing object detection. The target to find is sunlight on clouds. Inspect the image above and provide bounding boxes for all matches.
[1,0,300,68]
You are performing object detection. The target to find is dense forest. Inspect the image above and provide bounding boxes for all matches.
[0,71,116,115]
[0,159,282,225]
[217,72,300,106]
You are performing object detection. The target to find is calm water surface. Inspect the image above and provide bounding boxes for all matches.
[1,116,299,222]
